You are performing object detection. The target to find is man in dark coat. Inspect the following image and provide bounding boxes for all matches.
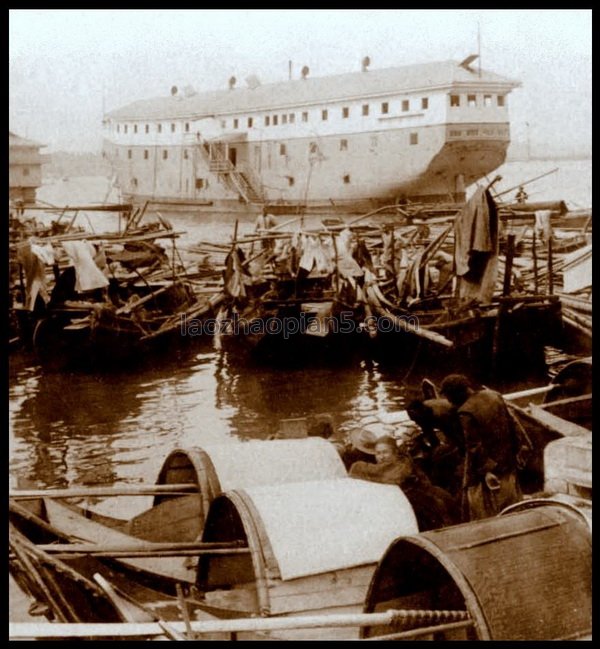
[439,374,522,521]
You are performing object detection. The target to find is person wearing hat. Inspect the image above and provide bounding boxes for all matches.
[349,435,413,485]
[349,435,458,531]
[335,428,379,471]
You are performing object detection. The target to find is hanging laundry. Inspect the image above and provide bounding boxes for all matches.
[16,241,51,310]
[61,240,110,293]
[534,210,553,244]
[453,187,499,303]
[223,246,252,299]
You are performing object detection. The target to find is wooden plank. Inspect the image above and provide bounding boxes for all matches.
[527,405,590,438]
[43,499,197,583]
[268,564,375,614]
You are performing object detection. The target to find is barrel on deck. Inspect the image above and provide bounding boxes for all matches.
[197,479,419,640]
[363,502,591,640]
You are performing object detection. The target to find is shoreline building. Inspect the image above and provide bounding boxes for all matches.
[102,57,520,214]
[9,131,46,205]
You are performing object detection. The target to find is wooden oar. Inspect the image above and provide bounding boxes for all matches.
[9,482,198,500]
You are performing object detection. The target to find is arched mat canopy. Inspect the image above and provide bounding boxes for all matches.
[201,478,418,583]
[363,502,591,640]
[153,438,346,517]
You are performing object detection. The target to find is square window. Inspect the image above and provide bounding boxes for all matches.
[362,104,369,116]
[322,109,328,121]
[171,123,176,132]
[248,117,254,128]
[450,95,460,107]
[484,95,492,107]
[144,150,149,159]
[410,133,418,145]
[302,112,309,122]
[309,142,318,154]
[280,143,286,156]
[282,114,288,124]
[421,97,429,109]
[163,150,168,160]
[127,149,132,159]
[289,113,295,123]
[195,178,204,190]
[133,124,138,134]
[183,149,188,159]
[497,95,505,107]
[273,115,279,126]
[340,139,348,151]
[145,124,149,134]
[265,115,270,126]
[288,176,294,187]
[185,122,190,132]
[467,95,477,107]
[343,174,350,184]
[233,118,239,129]
[342,107,349,118]
[157,124,162,133]
[402,100,409,112]
[124,125,128,134]
[381,102,389,114]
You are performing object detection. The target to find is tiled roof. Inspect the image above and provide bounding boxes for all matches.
[106,59,520,120]
[9,131,45,148]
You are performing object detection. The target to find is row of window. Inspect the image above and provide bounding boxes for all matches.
[115,93,505,137]
[118,122,193,135]
[129,174,355,189]
[115,98,430,135]
[450,94,505,108]
[123,132,420,161]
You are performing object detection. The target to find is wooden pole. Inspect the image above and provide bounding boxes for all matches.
[532,229,538,293]
[10,483,198,500]
[502,233,515,296]
[547,236,554,295]
[9,609,470,639]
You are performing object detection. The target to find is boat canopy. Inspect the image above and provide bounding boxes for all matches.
[362,502,591,640]
[153,438,346,517]
[201,478,418,583]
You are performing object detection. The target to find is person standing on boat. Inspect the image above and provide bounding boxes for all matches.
[439,374,522,521]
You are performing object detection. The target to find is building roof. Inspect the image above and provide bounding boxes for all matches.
[106,59,520,121]
[9,131,45,148]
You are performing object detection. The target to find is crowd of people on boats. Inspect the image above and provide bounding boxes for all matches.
[324,373,532,530]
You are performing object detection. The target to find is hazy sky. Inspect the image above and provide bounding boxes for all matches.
[9,9,591,155]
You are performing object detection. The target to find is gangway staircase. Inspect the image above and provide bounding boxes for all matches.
[201,141,264,204]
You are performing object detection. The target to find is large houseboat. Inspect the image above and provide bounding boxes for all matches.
[102,56,520,213]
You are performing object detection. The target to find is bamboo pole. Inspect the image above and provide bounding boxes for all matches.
[502,233,515,296]
[9,483,198,500]
[9,609,470,639]
[532,229,538,292]
[558,295,592,314]
[547,236,554,295]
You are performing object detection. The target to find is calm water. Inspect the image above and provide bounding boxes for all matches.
[9,158,591,492]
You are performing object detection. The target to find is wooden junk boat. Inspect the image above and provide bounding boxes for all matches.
[10,438,424,640]
[213,188,562,374]
[11,204,223,369]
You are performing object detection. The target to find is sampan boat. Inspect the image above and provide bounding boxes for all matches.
[10,438,423,639]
